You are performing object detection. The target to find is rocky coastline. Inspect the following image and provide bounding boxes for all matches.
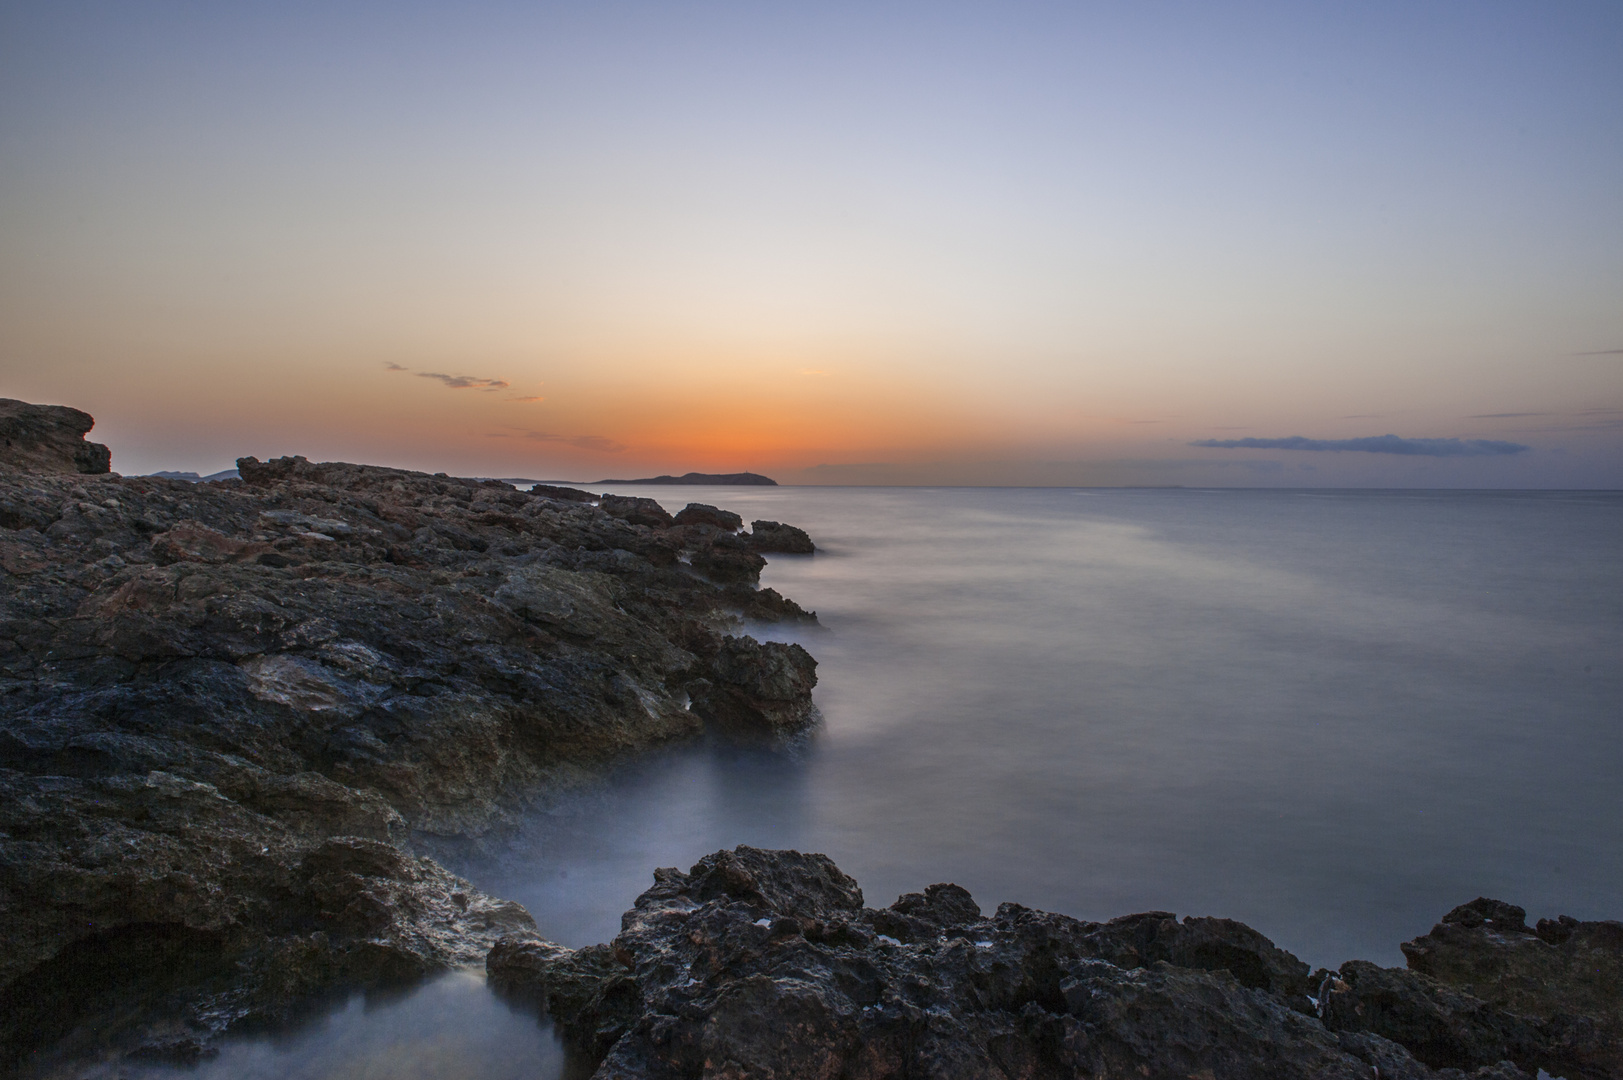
[3,398,1619,1079]
[493,846,1622,1080]
[0,400,819,1074]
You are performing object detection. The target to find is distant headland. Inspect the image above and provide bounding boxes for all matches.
[597,471,777,486]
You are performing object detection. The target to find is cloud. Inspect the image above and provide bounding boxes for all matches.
[1469,412,1548,418]
[385,363,521,392]
[1190,434,1530,456]
[511,395,545,403]
[418,372,510,390]
[1573,348,1623,356]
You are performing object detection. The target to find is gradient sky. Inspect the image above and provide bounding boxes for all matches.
[2,1,1620,485]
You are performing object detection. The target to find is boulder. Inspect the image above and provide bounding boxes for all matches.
[673,503,743,531]
[599,494,675,529]
[747,519,815,553]
[687,636,818,738]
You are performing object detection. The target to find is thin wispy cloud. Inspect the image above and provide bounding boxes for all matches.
[418,372,510,390]
[384,362,513,391]
[1573,348,1623,356]
[1469,412,1548,419]
[1191,435,1530,457]
[511,395,545,403]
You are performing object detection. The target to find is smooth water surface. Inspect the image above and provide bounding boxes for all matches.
[147,487,1623,1076]
[122,972,564,1080]
[486,486,1623,965]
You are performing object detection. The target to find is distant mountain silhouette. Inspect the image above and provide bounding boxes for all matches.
[597,471,777,486]
[145,468,240,482]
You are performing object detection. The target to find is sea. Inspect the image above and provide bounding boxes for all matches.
[128,486,1623,1079]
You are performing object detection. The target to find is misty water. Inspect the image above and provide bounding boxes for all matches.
[132,487,1623,1079]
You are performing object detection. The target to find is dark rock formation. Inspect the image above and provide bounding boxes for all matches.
[0,398,112,475]
[673,503,744,531]
[599,472,777,486]
[491,848,1615,1080]
[600,494,677,529]
[746,519,815,554]
[529,483,598,503]
[0,429,821,1073]
[685,637,818,740]
[1397,898,1623,1079]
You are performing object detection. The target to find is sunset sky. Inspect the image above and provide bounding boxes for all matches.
[2,1,1620,486]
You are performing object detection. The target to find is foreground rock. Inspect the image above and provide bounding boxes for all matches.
[491,847,1621,1080]
[0,438,820,1073]
[0,398,111,476]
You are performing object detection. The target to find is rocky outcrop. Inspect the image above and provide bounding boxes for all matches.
[0,398,111,475]
[491,848,1616,1080]
[746,519,815,554]
[0,434,820,1073]
[673,503,744,531]
[1398,898,1623,1079]
[685,637,819,739]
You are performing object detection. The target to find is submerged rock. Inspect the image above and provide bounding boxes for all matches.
[490,848,1615,1080]
[0,416,822,1073]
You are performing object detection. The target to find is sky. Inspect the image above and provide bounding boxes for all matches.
[1,0,1620,486]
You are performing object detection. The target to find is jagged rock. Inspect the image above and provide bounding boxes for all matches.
[529,483,599,503]
[687,530,767,584]
[747,519,815,554]
[0,398,111,475]
[0,432,821,1073]
[673,503,744,531]
[1400,898,1623,1079]
[1318,959,1543,1072]
[687,637,818,738]
[491,848,1553,1080]
[599,494,676,529]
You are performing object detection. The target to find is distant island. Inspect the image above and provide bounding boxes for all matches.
[598,471,777,486]
[144,468,241,482]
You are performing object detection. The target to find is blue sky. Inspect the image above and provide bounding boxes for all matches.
[2,1,1620,484]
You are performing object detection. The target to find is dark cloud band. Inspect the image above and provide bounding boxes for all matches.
[1190,435,1529,457]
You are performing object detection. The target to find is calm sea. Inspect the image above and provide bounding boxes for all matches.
[130,487,1623,1080]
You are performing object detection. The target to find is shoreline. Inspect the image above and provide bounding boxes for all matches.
[2,402,1619,1078]
[1,405,822,1075]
